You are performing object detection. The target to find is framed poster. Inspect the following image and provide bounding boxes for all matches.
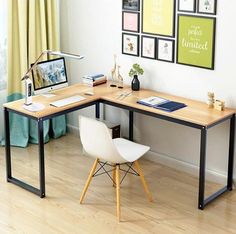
[178,0,196,12]
[197,0,217,15]
[142,0,176,37]
[157,38,175,63]
[141,36,156,59]
[123,0,140,11]
[177,15,216,70]
[122,33,140,56]
[122,11,140,32]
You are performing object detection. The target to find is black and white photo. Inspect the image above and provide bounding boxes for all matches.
[122,0,140,11]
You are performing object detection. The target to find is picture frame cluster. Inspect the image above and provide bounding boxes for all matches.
[121,0,217,69]
[122,0,175,62]
[141,36,175,63]
[122,0,140,57]
[178,0,217,15]
[177,0,217,69]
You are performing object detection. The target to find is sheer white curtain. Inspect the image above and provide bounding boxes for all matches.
[0,0,7,139]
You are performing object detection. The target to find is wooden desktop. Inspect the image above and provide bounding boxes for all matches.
[3,82,235,210]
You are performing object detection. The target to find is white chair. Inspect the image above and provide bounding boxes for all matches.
[79,115,153,221]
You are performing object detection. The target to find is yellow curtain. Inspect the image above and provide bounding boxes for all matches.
[6,0,65,147]
[7,0,59,94]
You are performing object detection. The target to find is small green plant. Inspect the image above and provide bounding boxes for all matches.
[128,63,144,77]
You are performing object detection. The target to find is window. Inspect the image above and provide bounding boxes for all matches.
[0,0,7,140]
[0,0,7,90]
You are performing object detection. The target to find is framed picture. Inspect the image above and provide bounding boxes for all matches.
[141,36,156,59]
[177,15,216,69]
[142,0,176,37]
[122,33,139,56]
[157,38,175,63]
[122,11,140,32]
[197,0,217,15]
[122,0,140,11]
[178,0,196,12]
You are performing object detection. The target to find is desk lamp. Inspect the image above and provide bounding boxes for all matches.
[21,50,84,107]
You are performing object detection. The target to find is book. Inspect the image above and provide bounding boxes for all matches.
[82,73,107,86]
[137,96,187,112]
[82,76,107,86]
[137,96,167,107]
[83,74,105,81]
[154,101,187,112]
[92,79,107,86]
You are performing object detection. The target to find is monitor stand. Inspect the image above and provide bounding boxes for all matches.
[41,93,56,98]
[22,102,45,112]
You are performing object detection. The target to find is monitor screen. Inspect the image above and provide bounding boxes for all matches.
[31,57,68,95]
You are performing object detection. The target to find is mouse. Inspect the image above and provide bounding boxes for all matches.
[84,91,94,96]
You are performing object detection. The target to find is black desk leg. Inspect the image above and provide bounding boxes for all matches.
[4,109,45,197]
[95,102,100,119]
[4,108,12,180]
[198,115,235,209]
[198,127,207,210]
[129,111,134,141]
[38,118,45,198]
[227,114,235,190]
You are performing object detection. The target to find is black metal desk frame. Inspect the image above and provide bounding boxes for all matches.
[4,99,235,209]
[100,100,235,210]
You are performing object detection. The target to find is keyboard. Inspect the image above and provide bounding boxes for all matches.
[50,95,86,107]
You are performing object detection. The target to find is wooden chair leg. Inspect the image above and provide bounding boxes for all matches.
[112,164,116,187]
[80,158,99,204]
[116,164,121,222]
[134,160,153,202]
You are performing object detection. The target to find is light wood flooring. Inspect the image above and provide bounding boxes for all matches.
[0,134,236,234]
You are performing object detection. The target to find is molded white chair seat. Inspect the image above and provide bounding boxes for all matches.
[113,138,150,163]
[78,115,153,222]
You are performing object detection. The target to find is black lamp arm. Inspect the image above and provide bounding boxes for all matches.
[21,49,83,81]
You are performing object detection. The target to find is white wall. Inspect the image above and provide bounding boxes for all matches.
[60,0,236,183]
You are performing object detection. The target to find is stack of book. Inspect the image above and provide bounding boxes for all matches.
[82,74,107,86]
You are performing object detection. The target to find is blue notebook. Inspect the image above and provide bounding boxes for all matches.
[137,96,187,112]
[154,101,187,112]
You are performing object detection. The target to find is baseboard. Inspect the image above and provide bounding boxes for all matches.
[67,124,79,136]
[144,150,227,185]
[67,124,228,185]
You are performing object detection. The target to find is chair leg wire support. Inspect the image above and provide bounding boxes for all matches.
[80,158,153,221]
[92,161,140,186]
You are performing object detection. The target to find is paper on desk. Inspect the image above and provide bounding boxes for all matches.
[138,96,167,106]
[22,103,45,112]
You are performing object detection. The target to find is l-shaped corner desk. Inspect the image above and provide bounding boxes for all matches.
[3,82,235,210]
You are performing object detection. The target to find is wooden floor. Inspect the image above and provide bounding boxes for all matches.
[0,134,236,234]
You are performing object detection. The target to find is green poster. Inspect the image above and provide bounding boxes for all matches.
[177,15,216,70]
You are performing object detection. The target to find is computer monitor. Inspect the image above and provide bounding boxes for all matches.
[31,57,68,95]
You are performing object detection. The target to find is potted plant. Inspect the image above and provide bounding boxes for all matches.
[129,63,144,91]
